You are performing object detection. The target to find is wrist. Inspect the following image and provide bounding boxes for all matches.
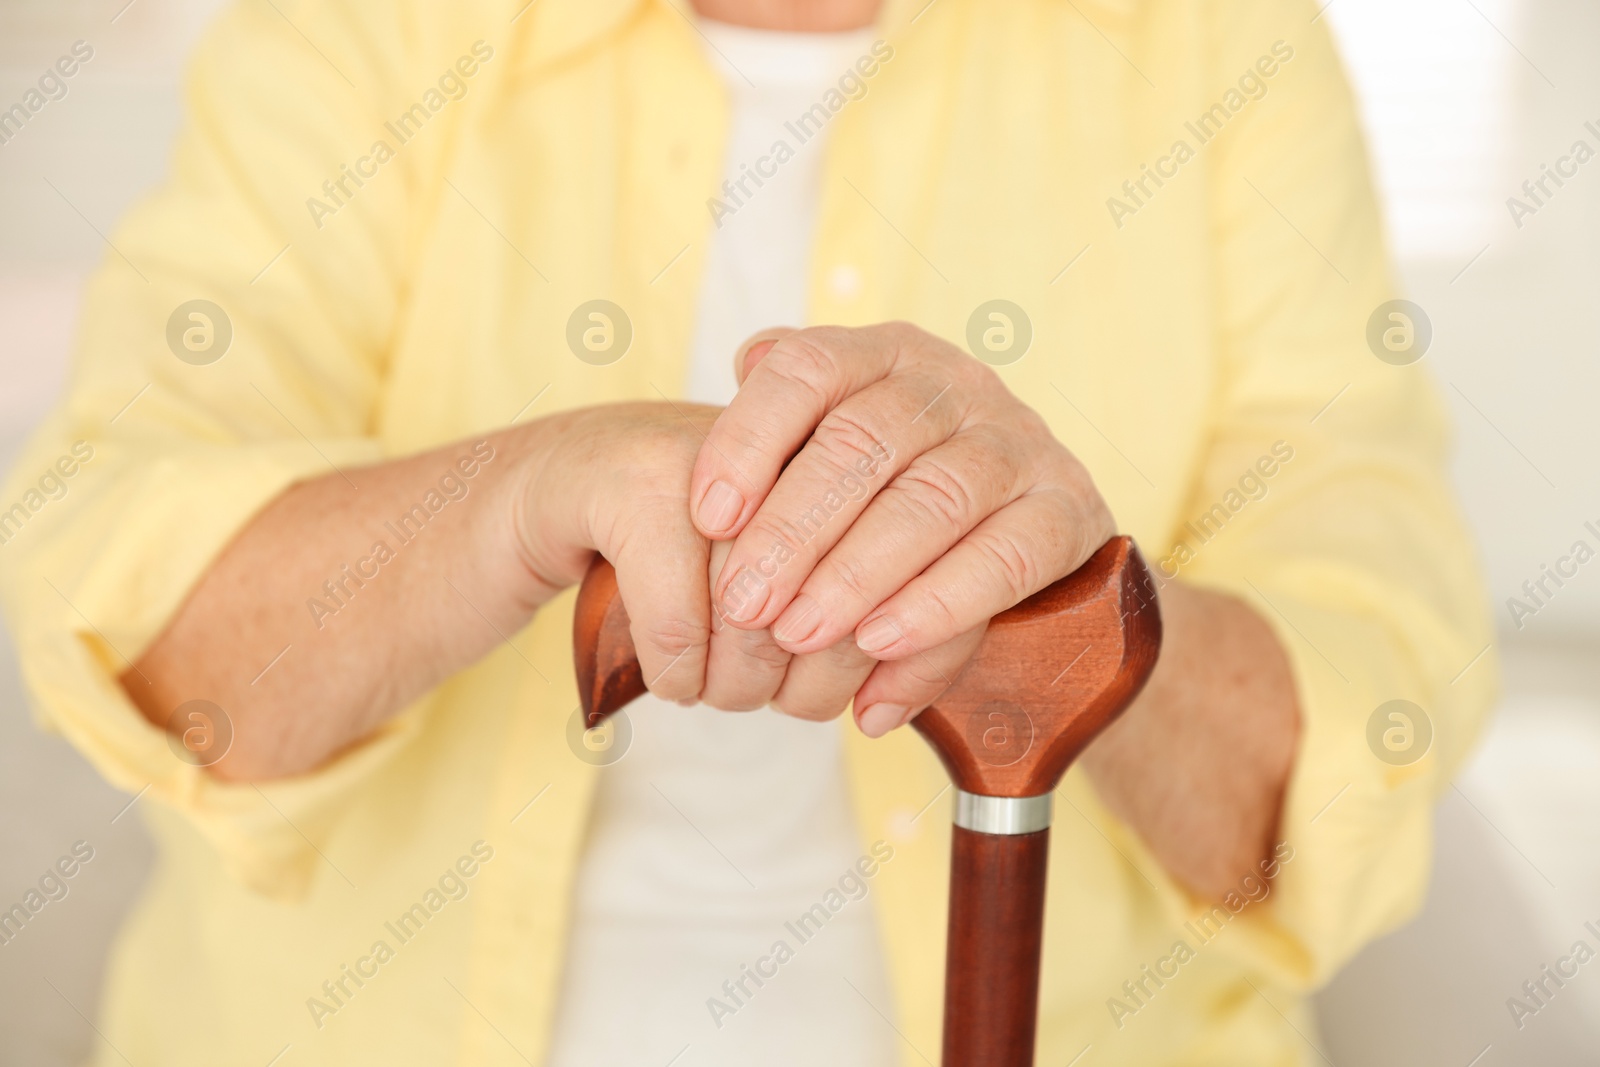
[487,407,600,611]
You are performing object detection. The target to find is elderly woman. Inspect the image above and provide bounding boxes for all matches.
[0,0,1492,1063]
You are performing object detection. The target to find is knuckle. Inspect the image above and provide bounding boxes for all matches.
[701,640,789,712]
[886,456,976,529]
[719,414,789,468]
[915,662,947,697]
[631,416,702,467]
[914,584,963,641]
[1009,410,1061,466]
[969,423,1030,478]
[820,553,875,608]
[963,354,1003,389]
[878,320,927,353]
[811,406,891,475]
[740,637,793,672]
[971,532,1039,602]
[734,519,803,573]
[903,657,956,692]
[765,334,842,398]
[639,615,710,662]
[954,355,1009,407]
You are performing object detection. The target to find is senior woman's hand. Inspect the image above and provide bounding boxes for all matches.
[690,322,1118,737]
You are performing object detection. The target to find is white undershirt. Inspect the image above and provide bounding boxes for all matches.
[546,22,898,1067]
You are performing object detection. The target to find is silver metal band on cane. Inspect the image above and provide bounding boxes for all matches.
[953,790,1053,835]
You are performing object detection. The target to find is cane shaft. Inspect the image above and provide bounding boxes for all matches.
[943,825,1051,1067]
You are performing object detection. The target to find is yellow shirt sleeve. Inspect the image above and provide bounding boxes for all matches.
[1133,0,1498,988]
[0,0,440,901]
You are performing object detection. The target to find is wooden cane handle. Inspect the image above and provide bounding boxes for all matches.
[574,535,1161,796]
[910,535,1161,797]
[572,554,644,728]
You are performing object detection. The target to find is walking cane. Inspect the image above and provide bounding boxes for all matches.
[573,535,1162,1066]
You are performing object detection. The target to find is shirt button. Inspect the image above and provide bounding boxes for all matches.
[828,264,863,299]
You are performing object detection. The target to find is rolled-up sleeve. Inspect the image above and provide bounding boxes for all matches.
[0,0,430,900]
[1144,0,1497,986]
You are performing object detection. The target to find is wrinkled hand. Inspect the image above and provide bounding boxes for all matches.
[689,322,1116,737]
[518,403,794,713]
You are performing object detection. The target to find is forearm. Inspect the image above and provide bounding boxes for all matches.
[1080,580,1300,899]
[119,413,590,782]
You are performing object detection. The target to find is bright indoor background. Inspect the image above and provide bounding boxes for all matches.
[1,0,1597,1063]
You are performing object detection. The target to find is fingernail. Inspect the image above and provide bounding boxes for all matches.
[773,594,822,646]
[697,480,743,535]
[855,616,900,655]
[742,339,779,380]
[720,567,769,623]
[857,703,909,739]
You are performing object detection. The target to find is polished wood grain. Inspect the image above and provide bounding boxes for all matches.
[572,552,645,728]
[944,826,1051,1067]
[909,535,1162,799]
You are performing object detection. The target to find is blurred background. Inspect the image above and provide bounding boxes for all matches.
[1,0,1597,1063]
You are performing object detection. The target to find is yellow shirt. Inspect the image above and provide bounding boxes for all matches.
[0,0,1496,1063]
